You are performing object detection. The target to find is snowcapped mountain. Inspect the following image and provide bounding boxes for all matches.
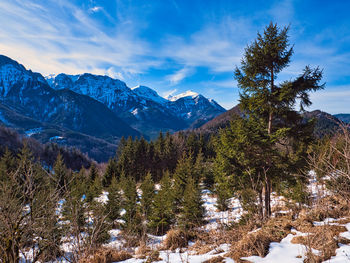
[0,55,141,160]
[48,74,226,137]
[132,85,168,105]
[166,90,199,101]
[0,54,226,158]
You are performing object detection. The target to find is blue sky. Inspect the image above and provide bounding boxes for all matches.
[0,0,349,113]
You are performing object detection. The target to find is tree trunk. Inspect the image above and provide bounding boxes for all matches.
[268,112,273,135]
[264,176,271,218]
[258,189,263,220]
[268,67,274,135]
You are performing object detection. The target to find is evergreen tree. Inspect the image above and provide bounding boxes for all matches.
[105,176,121,223]
[179,177,204,230]
[214,171,232,211]
[149,171,175,235]
[121,175,141,233]
[233,22,324,217]
[52,153,68,195]
[86,175,103,203]
[194,149,205,183]
[89,163,98,182]
[102,157,118,188]
[0,148,15,182]
[140,171,155,220]
[173,152,195,207]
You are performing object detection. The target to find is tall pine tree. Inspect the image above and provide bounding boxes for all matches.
[233,22,324,217]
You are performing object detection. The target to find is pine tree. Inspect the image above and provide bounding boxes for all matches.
[234,22,324,217]
[193,149,205,183]
[140,171,154,220]
[121,175,141,233]
[89,163,98,182]
[149,171,175,235]
[0,148,15,182]
[86,175,102,203]
[179,176,204,230]
[102,157,118,188]
[105,176,121,223]
[52,153,68,195]
[173,152,195,207]
[214,171,232,211]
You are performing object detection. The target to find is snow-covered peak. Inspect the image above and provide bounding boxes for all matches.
[167,90,199,101]
[132,85,167,105]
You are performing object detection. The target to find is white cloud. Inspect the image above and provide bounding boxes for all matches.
[161,17,254,73]
[106,67,124,80]
[89,6,102,13]
[166,67,193,85]
[162,89,177,98]
[309,86,350,114]
[0,0,155,77]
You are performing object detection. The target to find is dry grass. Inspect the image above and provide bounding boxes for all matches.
[145,250,161,263]
[162,229,189,250]
[226,216,292,262]
[202,256,225,263]
[291,224,348,262]
[79,248,132,263]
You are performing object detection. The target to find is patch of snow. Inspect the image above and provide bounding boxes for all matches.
[242,230,311,263]
[25,127,42,136]
[167,90,199,101]
[202,189,243,230]
[49,136,64,141]
[132,85,167,105]
[327,222,350,262]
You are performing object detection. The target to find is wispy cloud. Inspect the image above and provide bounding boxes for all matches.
[309,86,350,114]
[89,6,102,13]
[161,17,253,73]
[0,0,155,77]
[162,88,178,98]
[166,67,194,85]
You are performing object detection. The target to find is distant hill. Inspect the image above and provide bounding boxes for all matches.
[0,125,92,170]
[196,105,340,138]
[333,114,350,123]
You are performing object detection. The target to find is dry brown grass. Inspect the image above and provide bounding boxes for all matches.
[291,224,348,262]
[145,250,161,263]
[79,248,132,263]
[202,256,225,263]
[226,216,292,262]
[162,229,189,250]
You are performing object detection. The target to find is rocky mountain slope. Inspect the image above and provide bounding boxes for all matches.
[48,73,226,138]
[0,54,227,160]
[0,55,142,161]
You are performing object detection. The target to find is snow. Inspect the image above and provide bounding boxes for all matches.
[167,90,199,101]
[242,229,320,263]
[132,85,167,105]
[202,189,242,230]
[327,222,350,262]
[49,136,64,141]
[25,127,42,136]
[119,244,232,263]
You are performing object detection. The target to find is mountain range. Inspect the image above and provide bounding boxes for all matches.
[0,55,225,161]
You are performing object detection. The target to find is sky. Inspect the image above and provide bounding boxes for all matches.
[0,0,349,113]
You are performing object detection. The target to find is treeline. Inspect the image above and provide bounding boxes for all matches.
[0,125,92,170]
[106,131,215,182]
